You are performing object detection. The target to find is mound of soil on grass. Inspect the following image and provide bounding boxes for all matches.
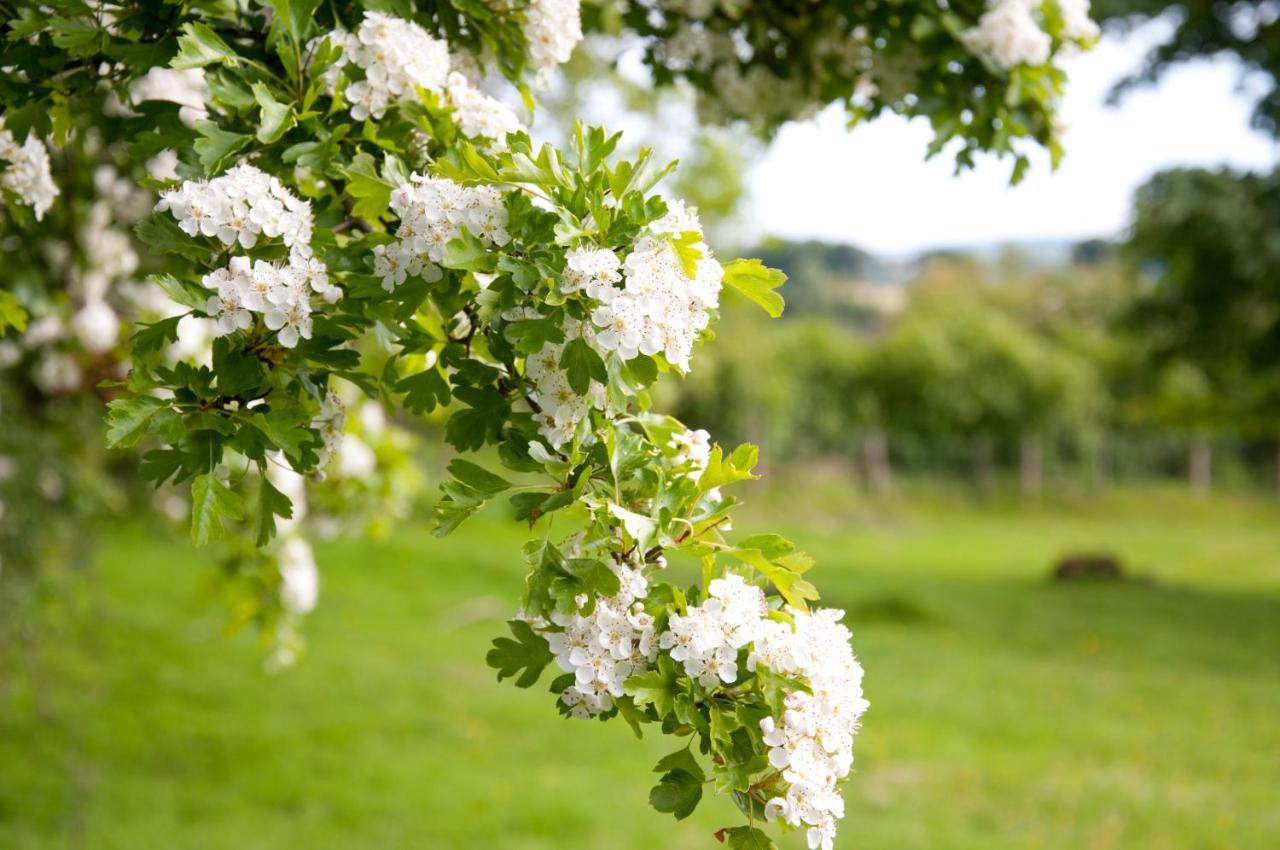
[1051,554,1125,582]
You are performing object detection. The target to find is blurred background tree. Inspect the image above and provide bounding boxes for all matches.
[1096,0,1280,134]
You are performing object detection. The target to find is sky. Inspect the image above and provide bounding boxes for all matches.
[745,22,1280,256]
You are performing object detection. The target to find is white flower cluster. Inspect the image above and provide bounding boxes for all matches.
[961,0,1098,70]
[1059,0,1102,42]
[445,72,524,142]
[278,535,320,614]
[0,119,59,220]
[263,456,320,670]
[650,572,868,850]
[522,0,583,81]
[311,390,347,470]
[317,14,524,143]
[753,609,870,850]
[326,12,451,121]
[71,299,120,355]
[69,172,145,355]
[587,201,722,372]
[130,67,209,127]
[961,0,1050,68]
[561,246,622,298]
[543,554,657,718]
[156,164,313,250]
[524,326,607,448]
[200,252,335,347]
[376,175,508,291]
[704,62,817,127]
[668,427,711,476]
[157,165,335,348]
[660,574,767,687]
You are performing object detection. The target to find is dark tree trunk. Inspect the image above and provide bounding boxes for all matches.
[1019,435,1043,500]
[861,430,891,496]
[972,435,995,495]
[1091,435,1112,492]
[1273,439,1280,498]
[1189,437,1212,493]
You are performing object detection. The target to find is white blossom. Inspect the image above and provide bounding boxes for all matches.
[156,164,314,251]
[1058,0,1101,42]
[523,321,607,449]
[562,246,622,298]
[379,174,508,291]
[0,118,59,220]
[71,299,120,354]
[130,67,209,126]
[668,427,711,476]
[659,573,767,687]
[196,251,329,348]
[962,0,1053,69]
[445,72,524,142]
[336,433,377,478]
[522,0,583,82]
[321,13,450,121]
[752,609,869,850]
[586,201,721,372]
[537,546,656,718]
[278,535,319,614]
[32,352,81,394]
[311,390,346,469]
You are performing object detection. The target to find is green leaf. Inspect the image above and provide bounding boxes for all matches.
[559,337,607,395]
[396,366,451,413]
[445,386,509,452]
[552,559,621,614]
[194,120,251,172]
[139,448,188,486]
[442,231,498,272]
[149,273,207,311]
[267,0,322,43]
[190,472,245,545]
[734,533,794,560]
[434,479,487,536]
[433,459,512,535]
[698,443,759,492]
[252,82,295,144]
[649,767,702,820]
[134,216,213,261]
[338,152,393,221]
[132,316,183,354]
[486,619,554,688]
[608,502,656,547]
[212,340,265,396]
[654,747,705,782]
[506,315,565,355]
[106,396,168,448]
[722,258,787,318]
[172,22,242,70]
[727,548,819,612]
[255,476,294,546]
[670,230,704,279]
[250,404,312,463]
[626,655,681,718]
[447,459,511,496]
[49,17,103,56]
[0,290,28,334]
[521,537,562,615]
[718,827,777,850]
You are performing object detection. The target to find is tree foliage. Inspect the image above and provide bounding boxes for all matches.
[0,0,1101,842]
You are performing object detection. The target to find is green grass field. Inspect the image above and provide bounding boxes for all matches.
[3,485,1279,849]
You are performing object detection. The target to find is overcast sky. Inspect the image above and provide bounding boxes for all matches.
[745,23,1280,256]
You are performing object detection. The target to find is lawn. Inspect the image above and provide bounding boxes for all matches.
[2,485,1278,849]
